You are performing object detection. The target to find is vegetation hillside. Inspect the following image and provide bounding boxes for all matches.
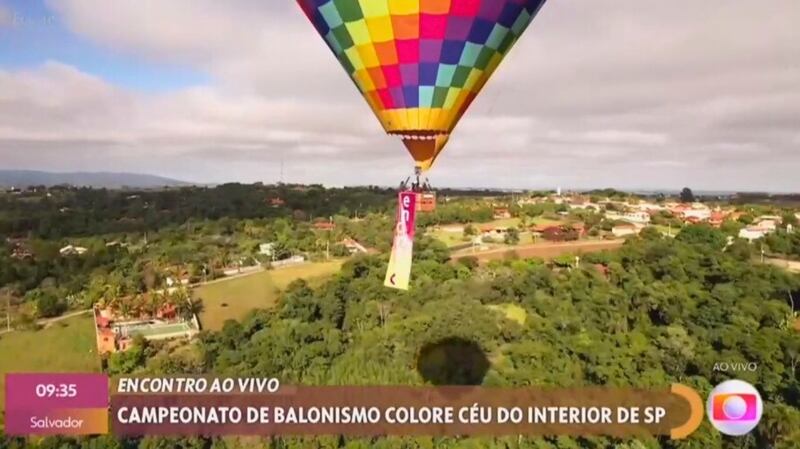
[5,230,797,448]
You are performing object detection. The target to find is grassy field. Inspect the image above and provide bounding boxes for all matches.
[530,216,564,227]
[0,314,99,411]
[431,217,569,247]
[453,239,625,263]
[653,224,679,237]
[193,261,343,331]
[485,217,521,228]
[428,228,472,247]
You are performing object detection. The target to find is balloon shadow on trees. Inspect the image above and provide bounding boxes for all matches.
[416,337,490,386]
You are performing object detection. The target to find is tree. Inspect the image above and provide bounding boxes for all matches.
[759,404,800,447]
[279,280,320,322]
[675,224,727,249]
[34,292,66,318]
[504,228,520,245]
[726,239,753,261]
[463,224,477,237]
[458,256,479,271]
[4,184,800,449]
[719,219,744,236]
[782,212,799,228]
[655,325,695,377]
[639,226,662,241]
[680,187,695,203]
[107,336,148,375]
[138,437,209,449]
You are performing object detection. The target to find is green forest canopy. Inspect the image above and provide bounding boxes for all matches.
[4,230,799,449]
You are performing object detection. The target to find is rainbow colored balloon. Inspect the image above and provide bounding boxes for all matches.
[297,0,547,171]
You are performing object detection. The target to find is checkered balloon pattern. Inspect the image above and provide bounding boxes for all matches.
[298,0,546,141]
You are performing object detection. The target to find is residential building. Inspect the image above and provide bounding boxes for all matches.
[536,226,579,242]
[738,227,767,241]
[612,223,640,238]
[571,222,587,238]
[11,246,33,260]
[259,242,276,256]
[737,221,779,241]
[165,276,190,288]
[8,239,33,260]
[623,211,651,224]
[668,203,712,222]
[270,255,306,268]
[493,208,511,220]
[756,215,782,223]
[634,202,664,213]
[605,210,651,224]
[708,211,729,228]
[439,224,465,233]
[59,245,88,256]
[313,221,335,231]
[755,219,778,231]
[93,300,199,354]
[481,226,509,240]
[568,200,601,211]
[341,238,368,254]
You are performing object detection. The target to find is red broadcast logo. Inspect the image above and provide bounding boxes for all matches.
[712,393,758,421]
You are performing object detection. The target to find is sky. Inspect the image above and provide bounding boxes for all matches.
[1,0,798,192]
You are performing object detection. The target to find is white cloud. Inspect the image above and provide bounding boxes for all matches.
[2,0,799,191]
[0,5,12,28]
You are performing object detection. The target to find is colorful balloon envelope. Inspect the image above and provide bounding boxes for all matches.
[297,0,547,171]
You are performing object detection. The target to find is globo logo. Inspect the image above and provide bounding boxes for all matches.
[707,380,763,436]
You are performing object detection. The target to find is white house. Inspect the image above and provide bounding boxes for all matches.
[259,243,275,256]
[738,227,767,241]
[634,202,664,213]
[605,210,651,224]
[341,238,368,254]
[270,255,306,268]
[612,223,640,238]
[668,203,712,222]
[59,245,88,256]
[682,208,712,221]
[738,221,779,241]
[622,211,651,224]
[569,202,601,211]
[439,224,465,233]
[165,276,190,288]
[755,219,778,232]
[480,226,509,241]
[735,219,778,242]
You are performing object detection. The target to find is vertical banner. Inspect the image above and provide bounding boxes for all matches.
[384,191,417,290]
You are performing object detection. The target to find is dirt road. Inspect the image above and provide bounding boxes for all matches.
[0,309,92,335]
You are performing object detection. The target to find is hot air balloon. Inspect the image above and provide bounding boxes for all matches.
[297,0,547,290]
[297,0,547,183]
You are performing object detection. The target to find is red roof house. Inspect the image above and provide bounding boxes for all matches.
[313,222,335,231]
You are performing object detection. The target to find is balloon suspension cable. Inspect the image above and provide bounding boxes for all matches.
[415,166,434,192]
[399,166,433,193]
